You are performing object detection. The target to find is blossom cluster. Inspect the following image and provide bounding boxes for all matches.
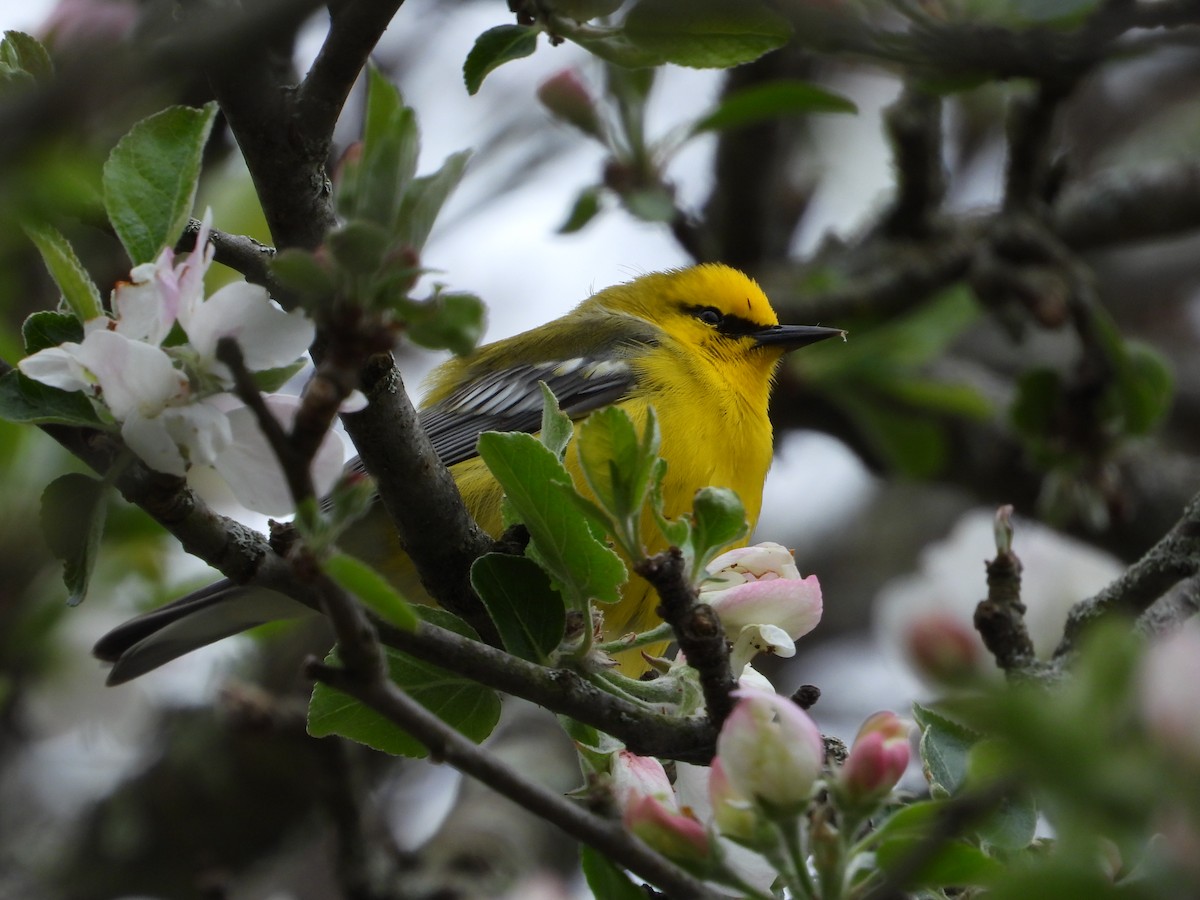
[602,542,912,890]
[19,214,351,515]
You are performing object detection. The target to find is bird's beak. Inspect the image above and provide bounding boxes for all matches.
[752,324,846,352]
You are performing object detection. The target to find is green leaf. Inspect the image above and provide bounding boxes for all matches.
[580,845,647,900]
[405,291,486,357]
[1113,341,1172,436]
[22,310,83,354]
[353,68,420,229]
[0,370,103,427]
[463,25,538,95]
[577,405,657,523]
[327,220,393,274]
[1010,368,1061,440]
[270,248,336,301]
[308,644,501,758]
[0,31,52,82]
[798,286,980,382]
[649,457,689,546]
[581,0,793,69]
[325,552,420,631]
[251,358,307,394]
[688,487,747,578]
[471,553,566,663]
[693,80,857,134]
[102,102,218,264]
[877,377,993,420]
[396,149,472,252]
[538,382,574,460]
[477,431,626,608]
[873,801,1003,888]
[558,186,603,234]
[975,787,1038,853]
[41,472,108,606]
[24,225,104,321]
[622,187,677,223]
[835,390,948,478]
[913,701,981,797]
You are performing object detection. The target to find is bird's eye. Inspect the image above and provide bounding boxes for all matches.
[696,307,722,327]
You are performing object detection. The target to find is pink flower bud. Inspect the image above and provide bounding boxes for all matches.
[904,611,984,686]
[839,711,911,804]
[537,70,603,139]
[623,794,711,866]
[715,690,825,814]
[610,750,674,808]
[42,0,138,53]
[701,543,823,672]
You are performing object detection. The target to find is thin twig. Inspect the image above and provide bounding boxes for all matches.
[297,0,408,144]
[878,84,945,238]
[637,549,737,729]
[176,219,286,301]
[304,549,723,900]
[307,659,725,900]
[973,505,1037,675]
[1055,488,1200,659]
[216,337,315,506]
[340,353,498,639]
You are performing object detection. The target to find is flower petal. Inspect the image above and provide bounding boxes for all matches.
[184,282,314,374]
[122,411,187,476]
[18,344,95,393]
[72,330,188,420]
[705,574,823,640]
[213,395,347,515]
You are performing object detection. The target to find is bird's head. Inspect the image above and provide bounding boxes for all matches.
[593,264,843,377]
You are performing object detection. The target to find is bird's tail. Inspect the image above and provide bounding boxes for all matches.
[93,582,315,685]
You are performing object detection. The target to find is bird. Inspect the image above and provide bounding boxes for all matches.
[93,264,842,684]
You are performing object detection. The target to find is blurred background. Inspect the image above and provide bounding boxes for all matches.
[1,0,1196,896]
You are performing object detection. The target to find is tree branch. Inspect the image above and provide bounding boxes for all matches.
[340,353,497,637]
[305,553,725,900]
[973,506,1038,675]
[877,84,945,238]
[296,0,407,144]
[638,549,737,729]
[177,218,284,299]
[1055,488,1200,659]
[308,661,724,899]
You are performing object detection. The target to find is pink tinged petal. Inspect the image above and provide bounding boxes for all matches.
[185,282,314,374]
[904,611,985,686]
[706,575,823,640]
[173,209,215,321]
[623,795,710,865]
[121,411,187,476]
[18,344,96,393]
[72,330,188,420]
[840,711,912,803]
[611,750,676,809]
[716,690,825,812]
[706,541,801,580]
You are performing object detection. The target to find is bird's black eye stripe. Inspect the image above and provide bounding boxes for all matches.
[684,304,766,337]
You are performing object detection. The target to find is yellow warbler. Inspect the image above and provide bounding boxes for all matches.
[95,264,841,683]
